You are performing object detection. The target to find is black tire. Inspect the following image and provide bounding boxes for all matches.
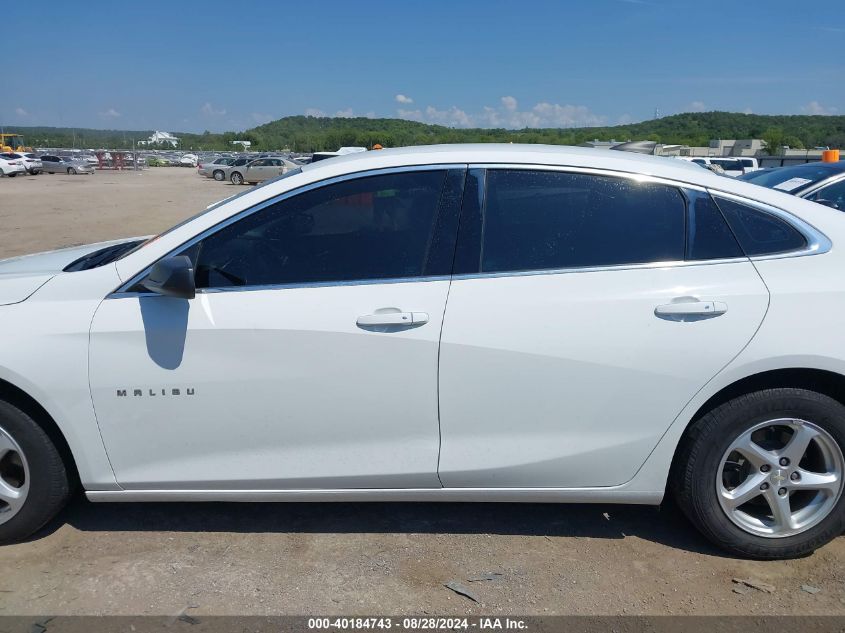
[7,173,16,178]
[0,401,70,544]
[67,168,76,175]
[213,170,225,181]
[230,171,244,185]
[673,388,845,559]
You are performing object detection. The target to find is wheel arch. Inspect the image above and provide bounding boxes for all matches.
[667,367,845,490]
[0,377,80,488]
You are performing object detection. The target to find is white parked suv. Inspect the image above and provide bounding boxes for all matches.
[0,145,843,558]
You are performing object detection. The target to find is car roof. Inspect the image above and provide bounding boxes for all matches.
[301,143,709,180]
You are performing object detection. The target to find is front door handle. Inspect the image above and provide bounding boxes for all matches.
[356,312,429,327]
[655,300,727,319]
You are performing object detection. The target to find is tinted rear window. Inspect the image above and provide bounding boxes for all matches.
[481,170,686,273]
[714,197,807,256]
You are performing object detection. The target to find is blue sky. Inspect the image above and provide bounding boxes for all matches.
[4,0,843,132]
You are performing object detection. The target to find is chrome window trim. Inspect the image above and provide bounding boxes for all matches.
[108,274,453,299]
[467,162,710,192]
[109,164,467,297]
[450,257,751,282]
[707,189,832,261]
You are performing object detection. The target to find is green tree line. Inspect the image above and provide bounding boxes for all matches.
[6,112,845,152]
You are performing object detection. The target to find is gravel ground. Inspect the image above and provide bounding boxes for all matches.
[0,168,842,616]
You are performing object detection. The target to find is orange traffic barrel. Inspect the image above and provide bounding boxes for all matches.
[822,149,840,162]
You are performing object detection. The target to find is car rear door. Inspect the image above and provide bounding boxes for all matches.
[437,167,770,488]
[89,167,466,490]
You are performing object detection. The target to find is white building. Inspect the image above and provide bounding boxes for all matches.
[139,131,180,147]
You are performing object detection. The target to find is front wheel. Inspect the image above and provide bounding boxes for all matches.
[673,388,845,559]
[230,171,244,185]
[7,173,16,178]
[0,401,71,544]
[67,168,77,175]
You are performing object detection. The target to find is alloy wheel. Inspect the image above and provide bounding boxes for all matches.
[717,418,843,537]
[0,425,30,526]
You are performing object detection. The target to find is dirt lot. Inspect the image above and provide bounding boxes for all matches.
[0,168,843,616]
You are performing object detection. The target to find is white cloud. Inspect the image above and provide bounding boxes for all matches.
[742,107,753,115]
[335,108,355,118]
[99,108,121,118]
[200,102,226,116]
[686,101,706,113]
[251,112,273,125]
[15,107,29,117]
[398,97,605,129]
[305,108,326,117]
[395,94,414,104]
[616,113,634,125]
[802,100,838,115]
[399,105,473,127]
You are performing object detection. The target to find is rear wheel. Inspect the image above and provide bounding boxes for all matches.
[67,167,77,175]
[0,401,70,544]
[230,171,244,185]
[674,388,845,559]
[213,170,225,181]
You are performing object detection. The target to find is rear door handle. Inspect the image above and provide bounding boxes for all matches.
[356,312,429,327]
[655,300,727,318]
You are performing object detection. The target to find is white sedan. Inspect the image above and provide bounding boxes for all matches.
[0,153,25,177]
[0,144,843,559]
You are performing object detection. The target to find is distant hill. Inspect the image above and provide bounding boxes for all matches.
[5,112,845,152]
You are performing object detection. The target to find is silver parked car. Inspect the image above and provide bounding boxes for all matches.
[199,157,237,180]
[39,155,95,175]
[228,157,299,185]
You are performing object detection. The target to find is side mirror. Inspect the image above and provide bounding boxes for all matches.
[142,256,195,299]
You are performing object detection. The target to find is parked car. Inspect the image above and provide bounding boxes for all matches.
[180,153,198,168]
[146,156,173,167]
[1,145,845,559]
[16,153,43,174]
[0,153,25,177]
[677,156,746,177]
[39,155,95,175]
[738,161,845,210]
[228,157,299,185]
[212,156,254,181]
[199,157,236,180]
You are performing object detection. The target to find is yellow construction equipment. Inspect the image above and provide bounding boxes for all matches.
[0,134,32,153]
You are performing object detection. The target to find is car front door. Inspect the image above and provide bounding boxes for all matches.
[89,168,465,490]
[437,168,770,488]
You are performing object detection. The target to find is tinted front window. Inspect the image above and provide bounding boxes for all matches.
[481,170,685,273]
[187,170,447,288]
[714,197,807,256]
